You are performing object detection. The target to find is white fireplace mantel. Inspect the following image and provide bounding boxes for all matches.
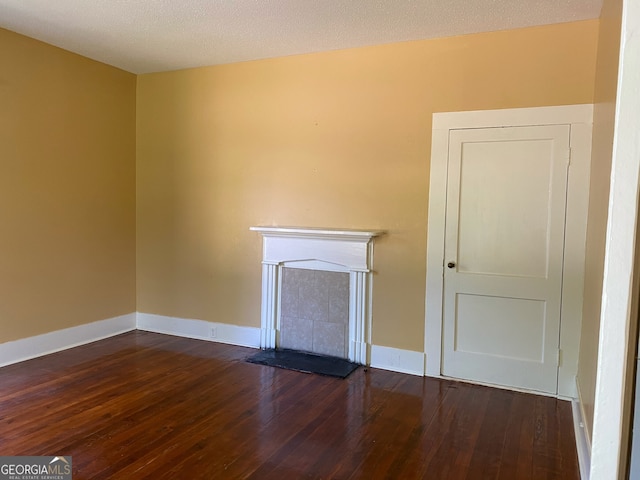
[250,226,384,364]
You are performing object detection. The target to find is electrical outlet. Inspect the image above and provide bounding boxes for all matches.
[209,326,217,339]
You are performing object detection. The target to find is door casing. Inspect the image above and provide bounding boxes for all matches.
[424,104,593,398]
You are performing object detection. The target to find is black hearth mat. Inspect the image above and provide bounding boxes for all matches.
[246,349,359,379]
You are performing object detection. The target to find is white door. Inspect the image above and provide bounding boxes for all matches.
[441,124,570,394]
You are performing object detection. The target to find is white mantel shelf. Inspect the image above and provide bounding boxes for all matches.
[251,225,384,364]
[249,226,384,241]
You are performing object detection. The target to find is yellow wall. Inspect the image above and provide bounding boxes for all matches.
[0,29,137,342]
[577,0,623,443]
[137,20,598,352]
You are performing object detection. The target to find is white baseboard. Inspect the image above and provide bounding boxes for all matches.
[136,312,261,349]
[0,313,424,377]
[0,313,137,367]
[370,344,425,376]
[573,378,592,480]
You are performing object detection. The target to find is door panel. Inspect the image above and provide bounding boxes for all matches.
[455,294,546,361]
[442,125,570,394]
[456,139,553,278]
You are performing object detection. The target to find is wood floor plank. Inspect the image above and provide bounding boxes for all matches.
[464,387,514,478]
[0,331,580,479]
[495,391,535,479]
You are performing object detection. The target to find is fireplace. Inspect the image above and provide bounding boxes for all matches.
[250,227,383,364]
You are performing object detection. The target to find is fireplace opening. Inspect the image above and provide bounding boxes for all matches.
[280,267,350,359]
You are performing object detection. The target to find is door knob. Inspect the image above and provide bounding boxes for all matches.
[447,262,456,269]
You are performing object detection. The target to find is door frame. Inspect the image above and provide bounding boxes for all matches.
[424,104,593,398]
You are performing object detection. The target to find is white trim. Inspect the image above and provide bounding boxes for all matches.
[591,0,640,476]
[136,313,261,348]
[425,104,593,397]
[250,226,383,272]
[370,344,426,376]
[249,226,384,242]
[0,313,136,367]
[279,259,350,273]
[251,226,383,364]
[432,104,594,130]
[574,377,592,480]
[424,116,450,376]
[559,120,593,398]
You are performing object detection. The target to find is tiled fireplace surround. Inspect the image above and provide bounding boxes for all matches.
[280,268,350,358]
[250,227,383,364]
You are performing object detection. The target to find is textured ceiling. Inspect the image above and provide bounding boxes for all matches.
[0,0,604,74]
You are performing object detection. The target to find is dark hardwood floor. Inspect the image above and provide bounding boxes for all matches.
[0,331,579,479]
